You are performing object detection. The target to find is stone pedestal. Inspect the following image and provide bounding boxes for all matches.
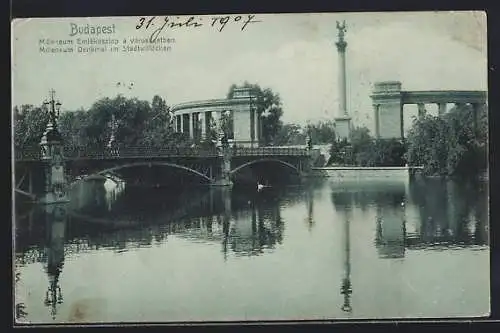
[371,81,404,140]
[39,134,70,205]
[335,116,352,141]
[210,142,233,187]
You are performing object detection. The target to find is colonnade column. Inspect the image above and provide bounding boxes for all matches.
[254,110,259,146]
[373,104,380,139]
[417,103,426,119]
[438,102,447,116]
[180,114,184,134]
[200,112,206,140]
[472,102,486,136]
[188,114,194,139]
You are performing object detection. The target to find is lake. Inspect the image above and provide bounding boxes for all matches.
[13,177,489,324]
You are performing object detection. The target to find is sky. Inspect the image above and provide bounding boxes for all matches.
[11,11,487,134]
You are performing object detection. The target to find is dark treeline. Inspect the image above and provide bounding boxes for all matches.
[328,103,488,179]
[405,103,488,177]
[14,95,191,150]
[13,85,337,151]
[14,88,487,178]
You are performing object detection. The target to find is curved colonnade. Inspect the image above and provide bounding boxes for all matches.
[171,87,262,147]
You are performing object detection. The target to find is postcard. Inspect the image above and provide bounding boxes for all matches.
[12,11,489,324]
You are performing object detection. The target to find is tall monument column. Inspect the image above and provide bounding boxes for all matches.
[334,20,352,141]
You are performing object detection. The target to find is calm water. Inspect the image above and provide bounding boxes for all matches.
[14,177,489,323]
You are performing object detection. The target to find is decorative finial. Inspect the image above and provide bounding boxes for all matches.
[336,20,347,41]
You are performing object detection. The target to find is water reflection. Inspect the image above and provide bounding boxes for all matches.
[14,177,489,322]
[330,178,488,314]
[17,182,295,262]
[42,204,66,319]
[330,179,487,262]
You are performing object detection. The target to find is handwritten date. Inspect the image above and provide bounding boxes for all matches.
[136,15,262,42]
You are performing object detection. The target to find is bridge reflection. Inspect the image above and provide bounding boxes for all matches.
[15,182,298,263]
[15,184,297,320]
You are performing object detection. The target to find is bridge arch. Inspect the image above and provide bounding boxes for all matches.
[230,158,301,176]
[71,161,213,185]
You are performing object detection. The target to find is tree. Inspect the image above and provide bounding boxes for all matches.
[84,95,153,148]
[13,104,50,148]
[227,82,283,146]
[308,120,336,144]
[137,95,176,147]
[58,108,90,147]
[328,126,406,167]
[329,137,350,165]
[404,103,487,178]
[274,123,306,146]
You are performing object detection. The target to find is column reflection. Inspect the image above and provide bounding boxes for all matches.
[374,192,406,259]
[41,203,68,320]
[331,190,353,313]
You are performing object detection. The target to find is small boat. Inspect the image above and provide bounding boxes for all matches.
[257,182,271,192]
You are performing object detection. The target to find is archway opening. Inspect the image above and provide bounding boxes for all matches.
[231,159,301,189]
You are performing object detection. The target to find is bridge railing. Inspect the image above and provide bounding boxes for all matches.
[15,145,310,161]
[232,147,310,156]
[14,147,41,161]
[62,146,220,159]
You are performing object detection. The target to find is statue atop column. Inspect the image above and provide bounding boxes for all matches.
[336,20,347,42]
[306,125,313,150]
[336,20,347,51]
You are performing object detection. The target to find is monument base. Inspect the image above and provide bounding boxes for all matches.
[335,116,352,141]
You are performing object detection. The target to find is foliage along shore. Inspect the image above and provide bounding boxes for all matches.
[14,85,487,180]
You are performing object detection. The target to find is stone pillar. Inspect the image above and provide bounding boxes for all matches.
[209,111,233,187]
[233,109,251,147]
[253,110,259,147]
[472,102,486,136]
[338,47,347,117]
[200,112,206,140]
[39,127,69,204]
[250,109,255,147]
[417,103,426,119]
[373,104,380,139]
[180,114,184,134]
[257,113,262,146]
[334,23,352,141]
[188,113,194,139]
[371,81,404,140]
[438,102,447,116]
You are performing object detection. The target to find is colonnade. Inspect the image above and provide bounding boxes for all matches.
[173,108,261,146]
[372,101,486,139]
[370,81,487,140]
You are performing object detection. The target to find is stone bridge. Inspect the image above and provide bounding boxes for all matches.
[15,145,314,204]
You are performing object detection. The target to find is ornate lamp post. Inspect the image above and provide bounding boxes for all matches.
[39,89,69,204]
[107,113,119,155]
[40,89,62,159]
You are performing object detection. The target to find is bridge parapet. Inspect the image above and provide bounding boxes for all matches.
[15,146,311,161]
[233,147,310,157]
